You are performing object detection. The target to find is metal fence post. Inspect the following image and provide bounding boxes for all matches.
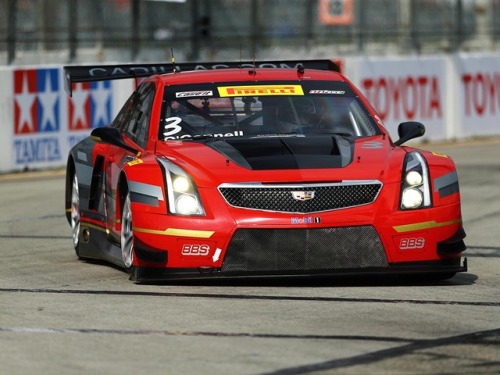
[305,0,314,50]
[357,0,366,52]
[456,0,464,50]
[69,0,77,63]
[410,0,421,54]
[132,0,140,61]
[190,0,200,60]
[7,0,16,64]
[250,0,260,57]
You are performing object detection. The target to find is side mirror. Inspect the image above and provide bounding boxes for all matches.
[394,121,425,146]
[91,127,139,155]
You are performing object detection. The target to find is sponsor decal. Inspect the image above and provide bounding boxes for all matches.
[88,66,171,78]
[399,237,425,250]
[291,217,321,224]
[176,90,213,98]
[218,85,304,97]
[291,191,315,201]
[181,244,211,256]
[361,141,383,149]
[127,158,144,167]
[194,62,306,70]
[164,130,244,140]
[309,90,345,95]
[80,62,309,79]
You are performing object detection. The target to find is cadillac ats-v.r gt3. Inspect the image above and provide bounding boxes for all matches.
[63,60,467,282]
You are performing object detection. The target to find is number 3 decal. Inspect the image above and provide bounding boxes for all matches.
[163,117,182,138]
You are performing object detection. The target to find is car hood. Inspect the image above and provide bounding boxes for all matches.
[208,135,354,170]
[158,135,398,185]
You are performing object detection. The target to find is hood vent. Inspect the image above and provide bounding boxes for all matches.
[207,135,353,170]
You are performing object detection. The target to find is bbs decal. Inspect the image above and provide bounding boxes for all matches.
[399,237,425,250]
[181,244,210,256]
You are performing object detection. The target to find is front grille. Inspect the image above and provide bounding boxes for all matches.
[221,226,388,274]
[219,181,382,213]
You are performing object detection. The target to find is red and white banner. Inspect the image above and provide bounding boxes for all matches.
[455,53,500,137]
[351,57,447,142]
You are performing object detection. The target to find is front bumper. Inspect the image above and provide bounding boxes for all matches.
[130,199,466,281]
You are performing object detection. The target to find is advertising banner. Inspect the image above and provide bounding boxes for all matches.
[10,67,113,172]
[455,53,500,137]
[351,57,448,142]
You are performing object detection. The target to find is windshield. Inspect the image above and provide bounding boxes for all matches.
[160,81,380,140]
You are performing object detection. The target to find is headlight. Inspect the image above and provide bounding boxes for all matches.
[405,170,423,186]
[400,151,432,210]
[401,188,423,209]
[158,159,205,216]
[173,176,190,192]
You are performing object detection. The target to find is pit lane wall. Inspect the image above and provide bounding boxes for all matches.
[0,53,499,173]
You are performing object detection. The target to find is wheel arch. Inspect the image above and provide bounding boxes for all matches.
[117,171,130,217]
[65,156,76,225]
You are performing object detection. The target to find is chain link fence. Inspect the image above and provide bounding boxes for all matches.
[1,0,499,65]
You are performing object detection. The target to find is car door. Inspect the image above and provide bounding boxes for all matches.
[103,82,156,241]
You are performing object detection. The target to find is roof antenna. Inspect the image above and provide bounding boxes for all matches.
[239,43,242,68]
[249,53,257,76]
[170,48,178,73]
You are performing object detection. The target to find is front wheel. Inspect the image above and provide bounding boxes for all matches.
[121,192,135,270]
[70,173,81,257]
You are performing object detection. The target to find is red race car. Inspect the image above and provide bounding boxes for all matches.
[64,60,467,282]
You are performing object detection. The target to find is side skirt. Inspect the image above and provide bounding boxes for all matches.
[77,223,123,267]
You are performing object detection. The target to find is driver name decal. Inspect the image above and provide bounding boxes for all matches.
[163,116,244,140]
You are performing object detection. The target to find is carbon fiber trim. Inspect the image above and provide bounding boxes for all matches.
[221,226,388,273]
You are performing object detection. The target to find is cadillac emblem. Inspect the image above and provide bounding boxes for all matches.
[291,191,315,201]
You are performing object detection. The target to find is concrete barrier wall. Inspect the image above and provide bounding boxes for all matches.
[1,53,499,173]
